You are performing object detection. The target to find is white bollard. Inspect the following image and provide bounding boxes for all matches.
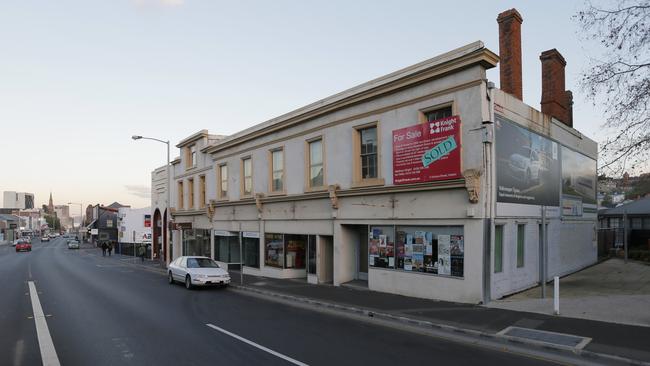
[553,276,560,315]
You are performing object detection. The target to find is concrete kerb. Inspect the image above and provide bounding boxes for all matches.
[230,284,650,366]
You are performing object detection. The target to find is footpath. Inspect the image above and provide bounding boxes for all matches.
[105,252,650,365]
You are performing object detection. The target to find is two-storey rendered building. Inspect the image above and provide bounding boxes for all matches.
[162,9,597,303]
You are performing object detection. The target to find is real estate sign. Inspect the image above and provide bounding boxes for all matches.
[392,116,462,185]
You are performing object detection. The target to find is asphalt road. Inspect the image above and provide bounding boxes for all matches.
[0,237,558,366]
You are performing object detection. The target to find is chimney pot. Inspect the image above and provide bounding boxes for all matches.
[497,8,523,100]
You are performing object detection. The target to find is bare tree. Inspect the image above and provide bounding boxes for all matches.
[576,1,650,175]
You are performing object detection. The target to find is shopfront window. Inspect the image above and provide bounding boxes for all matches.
[265,233,284,268]
[183,229,211,257]
[369,226,395,268]
[285,235,306,269]
[243,235,260,268]
[214,233,240,263]
[371,225,464,278]
[264,233,309,270]
[308,235,316,274]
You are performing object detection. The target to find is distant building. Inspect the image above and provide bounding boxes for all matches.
[2,191,35,210]
[54,205,73,229]
[87,204,121,244]
[118,207,152,256]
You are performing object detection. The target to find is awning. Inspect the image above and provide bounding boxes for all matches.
[85,219,97,229]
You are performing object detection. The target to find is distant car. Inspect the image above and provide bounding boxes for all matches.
[41,236,50,242]
[16,241,32,252]
[67,240,80,249]
[48,234,55,239]
[12,238,23,247]
[168,256,231,289]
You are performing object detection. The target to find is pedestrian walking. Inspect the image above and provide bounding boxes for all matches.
[101,242,107,256]
[108,242,113,256]
[138,244,146,263]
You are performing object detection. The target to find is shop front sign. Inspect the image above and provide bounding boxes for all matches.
[392,116,462,185]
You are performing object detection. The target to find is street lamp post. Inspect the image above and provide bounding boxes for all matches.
[68,202,84,242]
[132,135,170,268]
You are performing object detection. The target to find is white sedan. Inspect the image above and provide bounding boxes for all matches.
[168,256,231,289]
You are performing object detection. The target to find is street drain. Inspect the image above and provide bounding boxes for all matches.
[497,326,592,350]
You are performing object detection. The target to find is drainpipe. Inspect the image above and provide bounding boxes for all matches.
[482,81,496,305]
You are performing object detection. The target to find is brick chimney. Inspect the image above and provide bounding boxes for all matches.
[565,90,573,128]
[540,49,572,127]
[497,8,523,100]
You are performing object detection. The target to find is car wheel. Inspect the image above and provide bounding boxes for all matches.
[168,272,174,284]
[185,275,192,290]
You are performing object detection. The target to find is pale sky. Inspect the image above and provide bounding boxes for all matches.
[0,0,606,210]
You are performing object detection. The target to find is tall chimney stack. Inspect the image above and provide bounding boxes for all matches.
[540,49,571,126]
[497,8,523,100]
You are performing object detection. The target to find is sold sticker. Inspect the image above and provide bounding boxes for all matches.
[421,136,457,168]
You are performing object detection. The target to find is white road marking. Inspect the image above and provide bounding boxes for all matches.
[206,323,308,366]
[13,339,24,366]
[28,281,61,366]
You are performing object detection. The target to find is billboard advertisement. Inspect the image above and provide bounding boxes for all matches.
[561,146,597,215]
[495,115,560,206]
[392,116,462,185]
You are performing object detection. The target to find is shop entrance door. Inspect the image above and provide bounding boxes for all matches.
[357,226,368,281]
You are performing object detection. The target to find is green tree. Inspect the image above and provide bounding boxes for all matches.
[45,214,61,230]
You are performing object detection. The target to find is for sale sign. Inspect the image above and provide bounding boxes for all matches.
[392,116,462,185]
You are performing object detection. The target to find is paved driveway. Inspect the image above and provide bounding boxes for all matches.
[487,258,650,327]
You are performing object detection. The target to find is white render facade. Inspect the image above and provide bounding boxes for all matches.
[165,40,597,304]
[117,207,152,246]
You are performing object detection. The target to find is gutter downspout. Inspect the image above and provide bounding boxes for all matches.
[482,81,496,305]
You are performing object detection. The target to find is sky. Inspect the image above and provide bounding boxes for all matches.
[0,0,607,210]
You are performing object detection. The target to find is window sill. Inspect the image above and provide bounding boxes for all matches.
[267,191,287,197]
[304,186,328,193]
[351,178,385,188]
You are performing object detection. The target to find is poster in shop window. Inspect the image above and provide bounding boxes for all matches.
[392,116,462,185]
[437,234,451,275]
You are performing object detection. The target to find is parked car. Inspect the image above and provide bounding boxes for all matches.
[16,240,32,252]
[168,256,231,289]
[67,240,80,249]
[41,236,50,242]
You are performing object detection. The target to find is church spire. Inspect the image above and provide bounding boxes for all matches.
[48,192,54,214]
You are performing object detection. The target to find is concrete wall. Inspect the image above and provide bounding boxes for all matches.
[491,90,598,299]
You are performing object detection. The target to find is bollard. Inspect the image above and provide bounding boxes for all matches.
[553,276,560,315]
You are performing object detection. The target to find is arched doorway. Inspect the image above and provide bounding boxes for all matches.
[163,208,168,265]
[153,209,162,261]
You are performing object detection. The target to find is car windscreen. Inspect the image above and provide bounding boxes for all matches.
[186,258,220,268]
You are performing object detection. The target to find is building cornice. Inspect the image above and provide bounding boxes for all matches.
[176,130,209,148]
[211,179,466,208]
[173,165,212,180]
[206,41,498,155]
